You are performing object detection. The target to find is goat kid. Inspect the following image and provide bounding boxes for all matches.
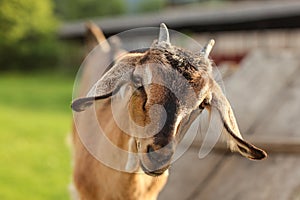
[71,23,267,200]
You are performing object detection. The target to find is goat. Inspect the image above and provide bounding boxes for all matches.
[71,23,267,200]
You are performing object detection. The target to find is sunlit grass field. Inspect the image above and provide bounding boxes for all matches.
[0,73,74,200]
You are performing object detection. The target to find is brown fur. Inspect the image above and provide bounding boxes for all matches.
[72,98,168,200]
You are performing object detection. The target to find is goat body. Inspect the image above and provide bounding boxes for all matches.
[71,23,266,200]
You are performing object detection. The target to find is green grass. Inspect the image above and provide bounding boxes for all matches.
[0,73,74,200]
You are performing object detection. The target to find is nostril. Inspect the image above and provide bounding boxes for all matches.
[147,145,155,153]
[146,145,173,165]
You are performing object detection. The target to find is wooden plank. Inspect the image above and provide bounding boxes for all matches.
[193,154,300,200]
[253,70,300,138]
[191,49,299,145]
[224,49,299,133]
[158,148,224,200]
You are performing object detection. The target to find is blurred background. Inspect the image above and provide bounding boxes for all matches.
[1,0,300,199]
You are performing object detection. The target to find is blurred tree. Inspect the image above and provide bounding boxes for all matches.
[0,0,60,71]
[138,0,166,13]
[0,0,57,45]
[54,0,125,20]
[125,0,166,14]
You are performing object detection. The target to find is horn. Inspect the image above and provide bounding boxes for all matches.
[71,62,134,112]
[210,80,267,160]
[158,23,170,45]
[201,39,215,59]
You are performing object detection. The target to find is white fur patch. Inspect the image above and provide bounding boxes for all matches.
[119,84,127,99]
[144,65,153,85]
[125,137,139,172]
[69,182,79,200]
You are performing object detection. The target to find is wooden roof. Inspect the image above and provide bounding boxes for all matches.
[59,1,300,40]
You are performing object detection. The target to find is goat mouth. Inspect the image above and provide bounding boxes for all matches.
[140,163,169,177]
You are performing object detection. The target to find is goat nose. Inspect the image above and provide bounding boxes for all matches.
[147,144,174,165]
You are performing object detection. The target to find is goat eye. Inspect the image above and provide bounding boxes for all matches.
[199,103,205,110]
[199,99,209,110]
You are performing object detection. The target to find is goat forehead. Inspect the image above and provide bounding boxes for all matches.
[137,62,208,108]
[149,44,212,73]
[144,84,199,121]
[135,47,210,86]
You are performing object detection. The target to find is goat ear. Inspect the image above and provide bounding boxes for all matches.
[208,80,267,160]
[71,62,134,112]
[71,94,112,112]
[158,23,170,45]
[201,39,215,59]
[85,21,110,52]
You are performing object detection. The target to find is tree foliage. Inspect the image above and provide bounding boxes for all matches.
[54,0,125,20]
[136,0,166,13]
[0,0,57,45]
[0,0,167,71]
[0,0,60,71]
